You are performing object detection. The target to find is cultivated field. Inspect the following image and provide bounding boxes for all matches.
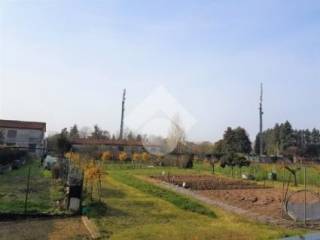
[0,159,65,214]
[84,163,305,240]
[152,175,264,190]
[1,161,314,239]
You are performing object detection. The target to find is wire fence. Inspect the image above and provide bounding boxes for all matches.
[0,147,83,217]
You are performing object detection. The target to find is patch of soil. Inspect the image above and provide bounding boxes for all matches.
[199,188,285,219]
[153,175,320,223]
[152,175,265,190]
[0,217,90,240]
[288,191,320,204]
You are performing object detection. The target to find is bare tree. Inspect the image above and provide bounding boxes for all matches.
[79,126,92,139]
[166,114,186,154]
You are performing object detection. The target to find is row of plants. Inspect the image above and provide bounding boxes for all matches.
[65,150,153,196]
[196,161,320,188]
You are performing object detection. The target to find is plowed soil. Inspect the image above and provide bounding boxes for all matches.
[153,175,320,220]
[152,175,265,190]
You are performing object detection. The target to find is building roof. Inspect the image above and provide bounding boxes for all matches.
[0,119,46,131]
[71,138,159,147]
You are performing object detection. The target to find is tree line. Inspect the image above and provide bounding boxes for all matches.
[254,121,320,159]
[47,124,144,153]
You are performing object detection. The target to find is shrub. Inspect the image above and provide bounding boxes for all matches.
[101,151,112,161]
[118,152,128,162]
[142,152,150,163]
[132,153,141,162]
[51,163,61,179]
[0,149,28,165]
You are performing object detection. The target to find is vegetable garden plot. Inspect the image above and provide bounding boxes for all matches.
[0,159,66,215]
[152,175,266,190]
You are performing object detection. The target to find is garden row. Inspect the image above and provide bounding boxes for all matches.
[153,174,264,190]
[0,149,29,174]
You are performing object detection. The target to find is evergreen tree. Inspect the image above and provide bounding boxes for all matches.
[69,124,80,139]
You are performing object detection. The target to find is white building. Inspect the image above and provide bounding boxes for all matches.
[0,119,46,155]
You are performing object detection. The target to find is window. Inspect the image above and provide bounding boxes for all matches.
[29,144,37,153]
[29,137,39,143]
[7,130,17,138]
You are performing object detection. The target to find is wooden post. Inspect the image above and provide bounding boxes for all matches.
[282,161,285,218]
[24,166,31,216]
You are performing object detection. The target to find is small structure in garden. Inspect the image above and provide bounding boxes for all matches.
[285,190,320,222]
[43,155,58,170]
[67,165,84,212]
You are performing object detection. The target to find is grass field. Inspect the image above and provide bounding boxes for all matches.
[86,164,305,240]
[0,159,65,214]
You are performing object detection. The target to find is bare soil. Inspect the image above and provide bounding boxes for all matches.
[153,175,320,221]
[200,188,284,219]
[0,217,90,240]
[152,175,265,190]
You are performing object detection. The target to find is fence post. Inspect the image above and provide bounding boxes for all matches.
[282,161,285,218]
[24,166,31,216]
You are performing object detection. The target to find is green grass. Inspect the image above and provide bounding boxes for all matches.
[86,165,305,240]
[111,170,216,218]
[0,159,65,214]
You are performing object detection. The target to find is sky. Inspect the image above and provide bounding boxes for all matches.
[0,0,320,142]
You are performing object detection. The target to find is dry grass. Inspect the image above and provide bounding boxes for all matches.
[0,217,90,240]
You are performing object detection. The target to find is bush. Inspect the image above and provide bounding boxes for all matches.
[101,151,112,161]
[0,149,28,165]
[51,163,61,179]
[158,154,193,168]
[118,151,128,162]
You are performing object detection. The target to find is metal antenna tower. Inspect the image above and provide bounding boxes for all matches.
[119,89,126,140]
[259,83,264,160]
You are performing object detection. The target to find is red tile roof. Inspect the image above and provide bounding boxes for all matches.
[0,119,46,131]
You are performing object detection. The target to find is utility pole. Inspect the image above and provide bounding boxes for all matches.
[259,83,264,161]
[119,89,126,140]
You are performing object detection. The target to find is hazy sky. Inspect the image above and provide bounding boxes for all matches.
[0,0,320,142]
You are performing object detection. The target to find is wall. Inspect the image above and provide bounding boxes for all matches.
[0,128,45,155]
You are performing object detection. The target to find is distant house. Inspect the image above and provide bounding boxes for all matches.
[0,119,46,155]
[71,138,161,156]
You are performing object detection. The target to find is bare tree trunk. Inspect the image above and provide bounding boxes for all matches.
[285,166,300,187]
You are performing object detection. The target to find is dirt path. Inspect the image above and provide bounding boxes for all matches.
[149,178,318,229]
[0,217,90,240]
